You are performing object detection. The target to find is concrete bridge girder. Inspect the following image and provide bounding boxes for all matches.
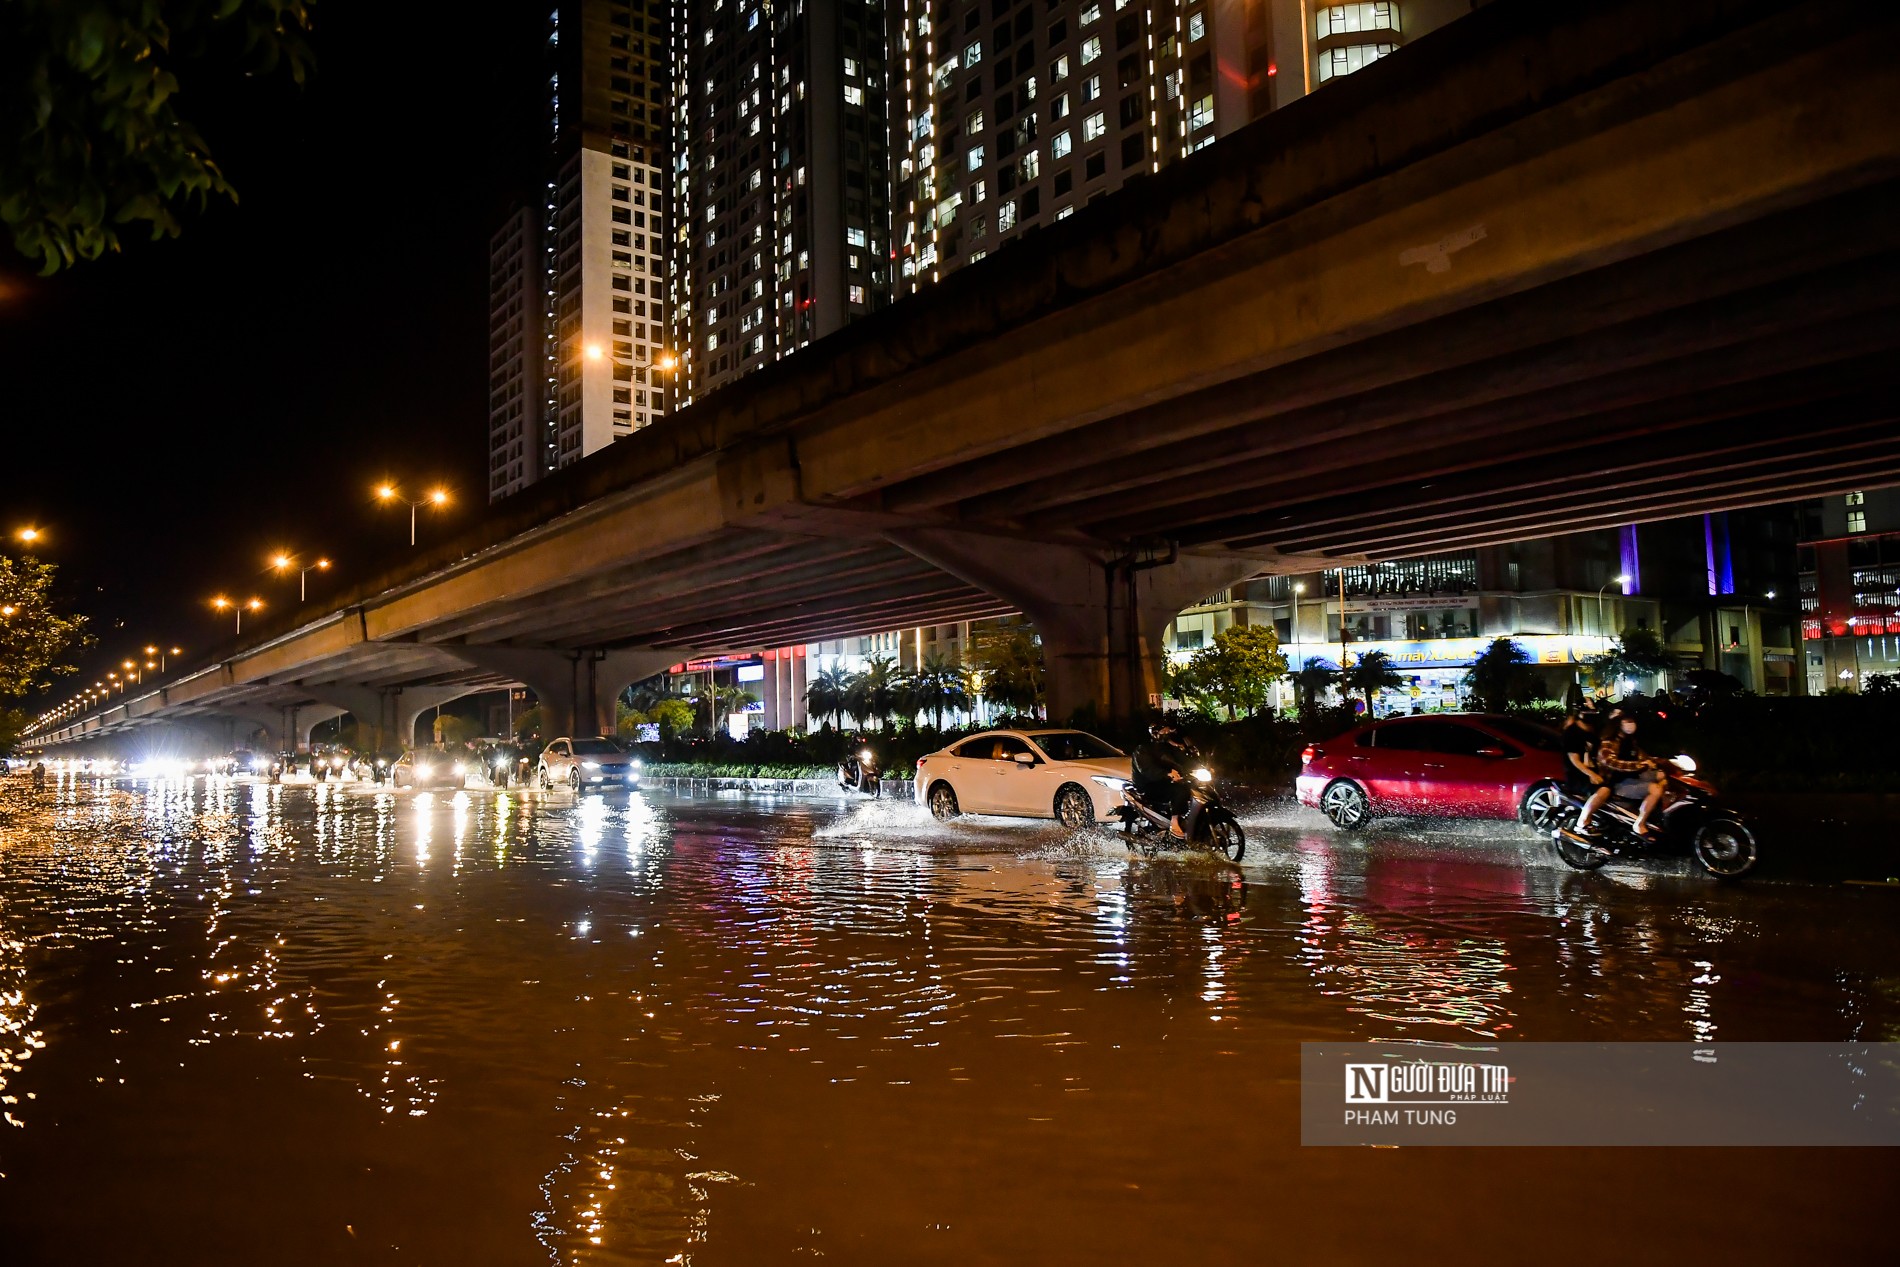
[442,647,685,740]
[888,529,1269,723]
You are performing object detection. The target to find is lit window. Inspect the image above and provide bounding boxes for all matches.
[970,214,988,239]
[1081,37,1102,65]
[1189,12,1206,40]
[964,41,983,68]
[967,108,985,134]
[847,226,867,247]
[1082,2,1101,23]
[1082,75,1102,101]
[1848,509,1868,534]
[1018,150,1040,180]
[1083,112,1106,141]
[1187,94,1214,131]
[1052,131,1072,159]
[1052,94,1070,121]
[844,57,859,78]
[1051,55,1070,82]
[968,178,987,203]
[1845,491,1865,505]
[845,85,864,105]
[998,200,1017,232]
[968,145,986,171]
[1055,205,1073,220]
[849,285,866,304]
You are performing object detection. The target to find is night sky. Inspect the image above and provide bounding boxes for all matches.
[0,4,548,708]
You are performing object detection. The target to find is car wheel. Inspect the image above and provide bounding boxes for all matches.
[1520,783,1565,833]
[1054,784,1095,829]
[568,768,581,792]
[538,767,551,791]
[1320,779,1371,831]
[927,782,960,821]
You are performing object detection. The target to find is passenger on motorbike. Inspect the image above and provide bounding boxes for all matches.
[1581,711,1666,838]
[1131,720,1194,839]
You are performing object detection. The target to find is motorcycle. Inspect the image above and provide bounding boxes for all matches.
[838,746,881,798]
[1091,765,1246,862]
[1550,754,1758,879]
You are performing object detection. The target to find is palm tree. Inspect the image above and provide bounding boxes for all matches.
[1290,657,1338,717]
[805,665,852,730]
[908,651,973,729]
[1462,637,1531,712]
[844,655,902,729]
[1345,649,1407,715]
[968,625,1044,718]
[711,684,758,734]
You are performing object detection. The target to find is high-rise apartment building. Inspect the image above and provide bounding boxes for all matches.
[667,0,896,403]
[891,0,1479,290]
[488,0,678,503]
[487,206,542,500]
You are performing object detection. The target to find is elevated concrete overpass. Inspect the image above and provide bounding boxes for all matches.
[35,0,1900,748]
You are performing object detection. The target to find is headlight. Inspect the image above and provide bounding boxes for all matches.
[583,761,601,770]
[1191,767,1213,784]
[629,758,642,769]
[859,749,873,762]
[451,762,466,776]
[1673,754,1697,773]
[1091,775,1129,790]
[331,757,344,768]
[416,764,433,778]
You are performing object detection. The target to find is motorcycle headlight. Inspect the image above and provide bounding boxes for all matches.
[1672,754,1698,773]
[859,749,873,763]
[1191,767,1213,784]
[451,762,465,776]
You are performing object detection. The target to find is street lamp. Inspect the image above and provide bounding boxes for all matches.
[212,596,264,634]
[145,644,182,672]
[1596,574,1631,638]
[14,526,42,548]
[272,552,332,601]
[376,483,451,546]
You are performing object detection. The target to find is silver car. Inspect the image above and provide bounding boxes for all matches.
[537,737,642,790]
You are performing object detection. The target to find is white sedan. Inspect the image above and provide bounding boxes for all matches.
[914,729,1133,827]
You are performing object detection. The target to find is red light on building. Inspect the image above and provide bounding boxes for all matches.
[1267,62,1278,76]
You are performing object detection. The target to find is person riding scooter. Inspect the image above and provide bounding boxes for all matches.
[1577,710,1666,838]
[1130,720,1196,840]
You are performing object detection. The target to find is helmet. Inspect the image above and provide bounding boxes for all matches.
[1148,719,1179,740]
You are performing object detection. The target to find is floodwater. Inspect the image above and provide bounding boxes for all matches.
[0,774,1893,1265]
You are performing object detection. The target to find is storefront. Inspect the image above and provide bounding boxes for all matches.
[1258,634,1611,715]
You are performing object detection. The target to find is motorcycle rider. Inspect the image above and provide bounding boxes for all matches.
[1131,720,1195,839]
[1579,710,1666,838]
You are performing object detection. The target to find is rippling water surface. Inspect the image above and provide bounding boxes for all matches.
[0,775,1894,1263]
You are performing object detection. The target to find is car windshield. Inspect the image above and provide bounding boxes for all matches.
[570,739,625,756]
[1476,717,1562,751]
[1031,731,1123,761]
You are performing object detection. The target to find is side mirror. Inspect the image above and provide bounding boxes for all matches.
[1012,752,1037,765]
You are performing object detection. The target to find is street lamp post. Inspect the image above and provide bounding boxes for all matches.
[376,484,450,546]
[273,552,332,601]
[145,645,182,673]
[212,596,264,634]
[1596,574,1631,640]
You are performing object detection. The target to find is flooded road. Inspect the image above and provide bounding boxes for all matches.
[0,775,1893,1264]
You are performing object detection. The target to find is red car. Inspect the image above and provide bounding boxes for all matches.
[1296,714,1569,830]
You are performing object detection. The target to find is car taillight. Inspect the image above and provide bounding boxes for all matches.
[1301,744,1323,765]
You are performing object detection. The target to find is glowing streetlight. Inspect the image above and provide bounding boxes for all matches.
[144,644,182,672]
[272,551,333,601]
[213,596,265,634]
[1596,573,1631,637]
[584,343,604,361]
[377,483,451,546]
[15,526,41,546]
[655,352,679,372]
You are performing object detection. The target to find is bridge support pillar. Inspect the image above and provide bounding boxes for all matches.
[889,530,1264,723]
[295,707,348,752]
[443,648,683,739]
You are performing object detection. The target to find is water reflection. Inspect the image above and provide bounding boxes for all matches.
[0,780,1893,1262]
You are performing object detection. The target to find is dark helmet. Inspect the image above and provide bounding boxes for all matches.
[1149,719,1180,740]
